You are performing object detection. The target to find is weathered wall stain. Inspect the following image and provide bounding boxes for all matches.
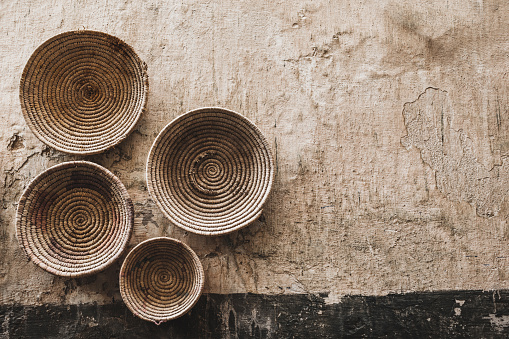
[401,87,509,218]
[6,134,24,151]
[485,313,509,333]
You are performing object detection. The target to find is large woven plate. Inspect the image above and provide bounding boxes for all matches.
[147,107,274,235]
[120,237,204,323]
[16,161,133,277]
[20,30,148,155]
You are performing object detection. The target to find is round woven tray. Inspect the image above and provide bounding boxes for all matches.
[146,107,274,235]
[119,237,204,324]
[16,161,133,277]
[20,30,148,155]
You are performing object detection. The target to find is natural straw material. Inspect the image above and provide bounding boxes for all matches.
[20,30,148,155]
[147,107,274,235]
[119,237,204,324]
[16,161,133,277]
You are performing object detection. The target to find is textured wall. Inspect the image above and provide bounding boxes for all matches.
[1,0,509,334]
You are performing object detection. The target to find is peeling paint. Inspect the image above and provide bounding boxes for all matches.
[6,134,24,151]
[402,87,509,218]
[484,314,509,332]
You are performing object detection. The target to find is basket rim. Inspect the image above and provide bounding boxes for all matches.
[19,30,149,155]
[15,160,134,277]
[119,236,205,323]
[146,107,275,236]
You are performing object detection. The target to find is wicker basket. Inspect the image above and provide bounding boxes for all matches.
[16,161,133,277]
[146,107,274,235]
[20,30,148,155]
[119,237,204,324]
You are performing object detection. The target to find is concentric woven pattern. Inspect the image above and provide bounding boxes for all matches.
[20,30,148,155]
[147,107,274,235]
[16,161,133,277]
[120,237,204,323]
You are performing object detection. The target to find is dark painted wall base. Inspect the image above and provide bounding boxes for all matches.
[1,290,508,338]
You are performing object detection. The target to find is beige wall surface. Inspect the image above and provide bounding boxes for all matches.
[1,0,508,305]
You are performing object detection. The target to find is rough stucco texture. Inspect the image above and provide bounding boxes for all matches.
[1,0,509,306]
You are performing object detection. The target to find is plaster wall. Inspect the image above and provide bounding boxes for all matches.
[0,0,508,310]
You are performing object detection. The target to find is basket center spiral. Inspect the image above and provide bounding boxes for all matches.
[78,82,100,103]
[157,270,171,284]
[51,188,110,248]
[189,151,237,196]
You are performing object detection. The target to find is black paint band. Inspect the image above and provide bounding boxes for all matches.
[1,290,508,338]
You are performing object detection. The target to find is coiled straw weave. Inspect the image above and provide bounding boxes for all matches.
[147,107,274,235]
[120,237,204,324]
[20,30,148,155]
[16,161,133,277]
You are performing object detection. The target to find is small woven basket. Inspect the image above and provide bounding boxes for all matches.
[16,161,133,277]
[119,237,204,324]
[146,107,274,235]
[20,30,148,155]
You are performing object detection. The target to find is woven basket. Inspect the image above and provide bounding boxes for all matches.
[146,107,274,235]
[119,237,204,324]
[16,161,133,277]
[20,30,148,155]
